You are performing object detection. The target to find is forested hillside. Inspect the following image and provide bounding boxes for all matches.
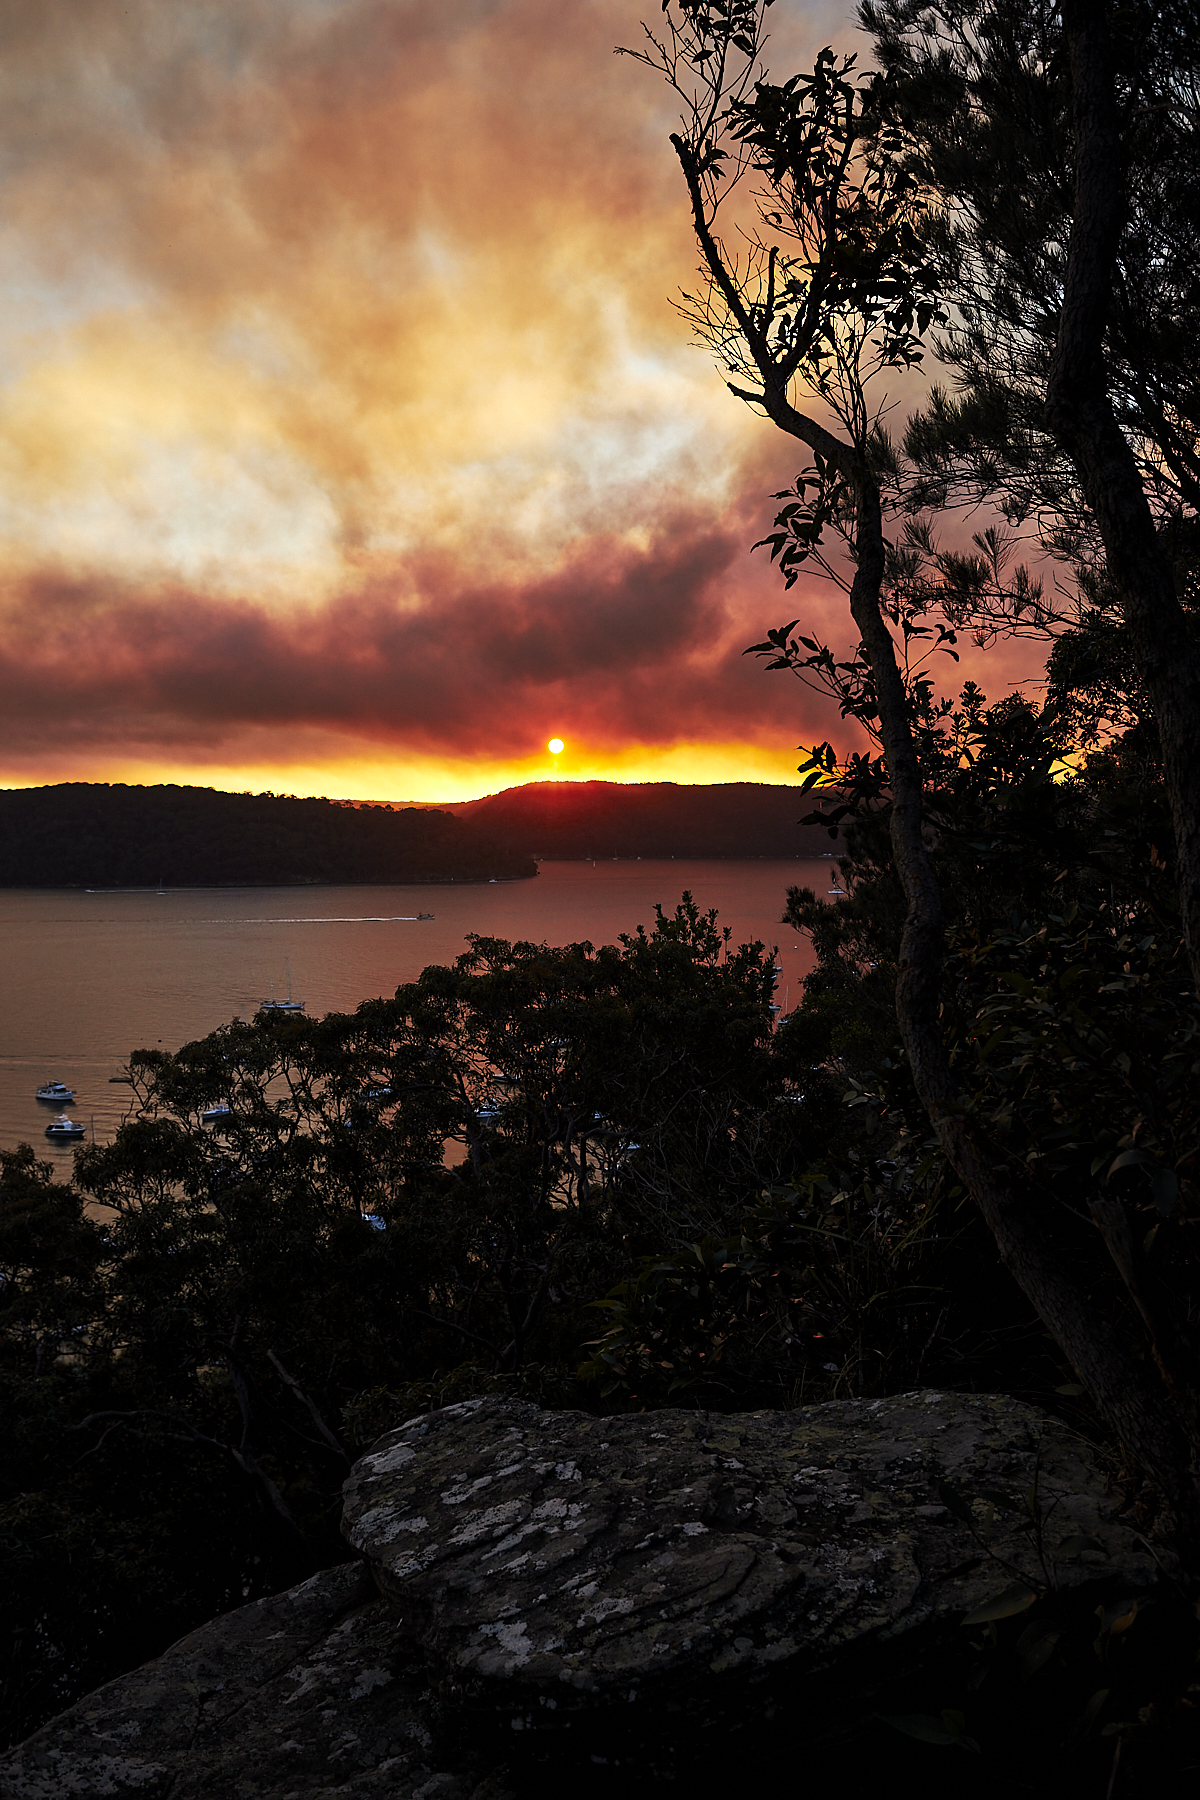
[450,779,836,858]
[0,785,536,887]
[0,780,831,888]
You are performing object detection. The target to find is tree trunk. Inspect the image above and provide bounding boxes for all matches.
[1046,0,1200,994]
[843,464,1200,1541]
[670,101,1200,1542]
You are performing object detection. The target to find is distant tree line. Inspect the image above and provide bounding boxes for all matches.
[454,780,838,859]
[0,785,536,888]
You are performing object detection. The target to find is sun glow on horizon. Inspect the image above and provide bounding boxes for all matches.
[0,738,822,806]
[0,3,1050,805]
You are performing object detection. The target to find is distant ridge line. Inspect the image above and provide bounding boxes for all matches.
[0,780,837,888]
[0,784,536,889]
[399,778,839,861]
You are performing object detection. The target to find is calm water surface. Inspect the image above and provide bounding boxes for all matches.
[0,857,835,1168]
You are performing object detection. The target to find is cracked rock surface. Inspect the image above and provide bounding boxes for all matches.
[343,1391,1155,1732]
[2,1392,1157,1794]
[0,1562,508,1799]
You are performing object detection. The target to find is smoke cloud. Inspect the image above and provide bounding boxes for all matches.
[0,1,1029,799]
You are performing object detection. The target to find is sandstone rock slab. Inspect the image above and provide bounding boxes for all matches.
[0,1562,509,1800]
[343,1391,1156,1743]
[4,1394,1160,1796]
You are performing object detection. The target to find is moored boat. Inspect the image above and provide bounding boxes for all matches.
[45,1113,85,1140]
[201,1103,233,1125]
[36,1080,76,1104]
[260,958,305,1014]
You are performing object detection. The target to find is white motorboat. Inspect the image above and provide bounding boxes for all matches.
[201,1103,233,1125]
[36,1080,76,1104]
[260,958,305,1014]
[45,1114,85,1140]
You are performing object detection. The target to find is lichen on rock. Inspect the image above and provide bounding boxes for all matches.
[343,1390,1156,1747]
[0,1390,1160,1795]
[0,1563,505,1799]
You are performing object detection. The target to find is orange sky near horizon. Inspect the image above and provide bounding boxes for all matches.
[0,0,1045,804]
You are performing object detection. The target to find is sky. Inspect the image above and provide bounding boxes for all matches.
[0,0,1040,803]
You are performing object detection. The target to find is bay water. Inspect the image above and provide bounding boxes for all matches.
[0,857,835,1170]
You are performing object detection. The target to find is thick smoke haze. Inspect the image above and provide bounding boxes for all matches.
[0,0,1030,800]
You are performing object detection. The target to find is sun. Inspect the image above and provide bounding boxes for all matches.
[547,738,565,755]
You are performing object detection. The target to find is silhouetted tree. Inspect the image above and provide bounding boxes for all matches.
[628,1,1200,1537]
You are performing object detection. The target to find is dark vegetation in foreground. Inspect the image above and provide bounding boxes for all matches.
[2,668,1198,1784]
[0,783,537,888]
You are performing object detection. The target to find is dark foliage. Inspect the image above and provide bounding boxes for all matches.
[863,0,1200,538]
[0,898,817,1745]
